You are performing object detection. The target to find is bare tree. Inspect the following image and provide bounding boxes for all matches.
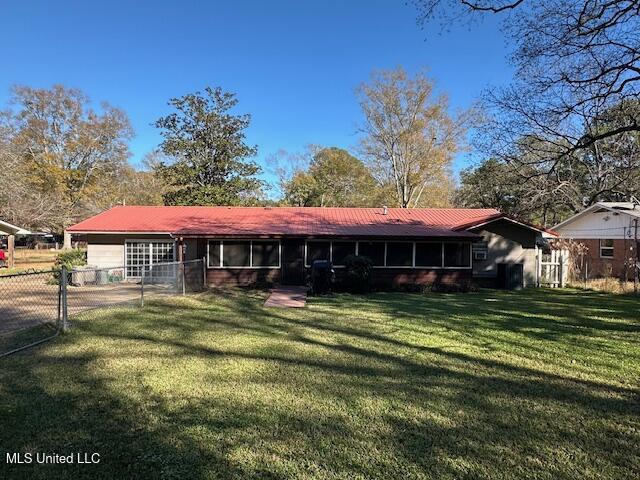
[357,67,469,208]
[414,0,640,175]
[265,145,318,200]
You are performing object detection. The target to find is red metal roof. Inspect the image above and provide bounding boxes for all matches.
[67,206,503,238]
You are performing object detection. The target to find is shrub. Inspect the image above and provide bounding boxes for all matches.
[54,249,87,271]
[342,255,373,293]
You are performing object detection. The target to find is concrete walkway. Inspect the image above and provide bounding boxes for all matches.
[264,285,307,308]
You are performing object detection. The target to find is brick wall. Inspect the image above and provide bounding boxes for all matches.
[573,238,635,279]
[207,268,281,286]
[206,267,472,288]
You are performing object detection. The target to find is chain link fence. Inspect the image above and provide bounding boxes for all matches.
[0,259,206,356]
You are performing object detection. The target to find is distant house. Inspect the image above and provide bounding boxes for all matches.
[0,220,31,268]
[0,220,30,238]
[553,202,640,279]
[67,206,555,289]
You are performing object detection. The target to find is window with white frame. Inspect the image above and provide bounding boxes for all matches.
[444,242,471,268]
[386,242,413,267]
[472,242,488,261]
[223,241,251,267]
[207,240,280,268]
[208,240,221,268]
[302,239,473,269]
[415,242,442,267]
[600,239,614,258]
[305,241,330,266]
[332,241,357,266]
[251,241,280,267]
[357,241,386,266]
[125,241,175,278]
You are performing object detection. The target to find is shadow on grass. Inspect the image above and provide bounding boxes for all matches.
[0,288,638,479]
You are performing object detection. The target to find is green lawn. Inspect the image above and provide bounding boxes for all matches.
[1,289,638,479]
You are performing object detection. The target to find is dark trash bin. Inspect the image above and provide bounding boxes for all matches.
[309,260,335,295]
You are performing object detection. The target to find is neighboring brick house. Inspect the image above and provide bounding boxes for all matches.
[67,206,554,289]
[553,202,640,280]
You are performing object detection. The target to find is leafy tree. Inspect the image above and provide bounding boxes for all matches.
[456,159,525,213]
[93,161,166,211]
[283,172,318,207]
[0,85,133,231]
[357,67,469,208]
[154,87,263,206]
[455,158,568,225]
[283,147,381,207]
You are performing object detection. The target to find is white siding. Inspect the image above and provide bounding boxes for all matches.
[556,211,635,239]
[87,243,124,268]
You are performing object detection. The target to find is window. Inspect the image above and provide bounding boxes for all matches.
[444,242,471,268]
[208,241,221,267]
[223,241,251,267]
[386,242,413,267]
[332,241,356,266]
[415,243,442,267]
[208,240,281,268]
[306,241,330,266]
[473,242,488,261]
[125,241,175,278]
[125,241,149,278]
[252,241,279,267]
[600,239,614,258]
[358,241,385,266]
[473,250,487,261]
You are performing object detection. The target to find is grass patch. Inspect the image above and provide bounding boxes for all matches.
[0,323,57,354]
[0,289,638,479]
[0,248,60,275]
[568,278,639,294]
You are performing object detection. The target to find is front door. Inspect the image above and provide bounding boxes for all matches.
[281,239,305,285]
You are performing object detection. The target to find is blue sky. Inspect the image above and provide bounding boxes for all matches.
[0,0,512,193]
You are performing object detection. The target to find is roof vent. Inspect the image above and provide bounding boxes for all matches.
[382,205,388,215]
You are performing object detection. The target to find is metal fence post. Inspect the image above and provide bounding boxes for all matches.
[60,266,69,333]
[202,257,207,289]
[140,266,145,307]
[57,271,62,326]
[182,262,186,295]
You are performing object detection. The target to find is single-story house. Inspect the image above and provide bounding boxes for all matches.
[553,201,640,279]
[66,206,554,288]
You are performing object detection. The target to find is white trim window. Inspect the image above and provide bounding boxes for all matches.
[305,241,331,267]
[385,242,414,267]
[331,241,357,266]
[356,241,386,267]
[472,242,488,261]
[303,240,473,269]
[415,242,443,267]
[600,239,614,258]
[443,242,472,268]
[125,240,175,279]
[207,239,281,269]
